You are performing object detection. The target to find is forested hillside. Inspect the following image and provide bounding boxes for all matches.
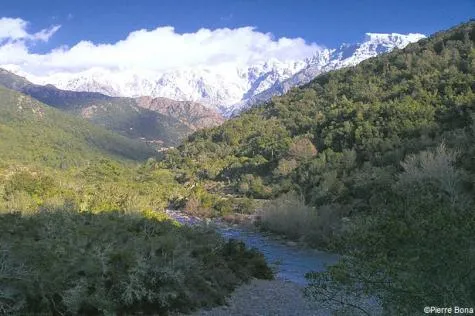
[162,21,475,313]
[0,86,272,314]
[165,20,474,221]
[0,85,156,164]
[0,69,223,146]
[0,84,185,216]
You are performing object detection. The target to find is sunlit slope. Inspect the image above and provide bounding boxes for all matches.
[0,85,156,167]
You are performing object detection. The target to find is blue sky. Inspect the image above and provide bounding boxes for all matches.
[0,0,473,76]
[2,0,474,52]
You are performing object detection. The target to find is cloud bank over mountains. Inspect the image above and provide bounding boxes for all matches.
[0,16,425,115]
[0,17,321,75]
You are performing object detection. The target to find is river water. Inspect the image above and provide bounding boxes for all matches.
[165,210,339,285]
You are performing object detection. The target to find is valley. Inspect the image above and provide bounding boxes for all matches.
[0,68,223,147]
[0,10,473,316]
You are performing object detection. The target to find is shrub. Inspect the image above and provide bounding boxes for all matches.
[237,174,272,199]
[213,198,234,215]
[259,192,345,247]
[0,209,273,315]
[259,192,316,240]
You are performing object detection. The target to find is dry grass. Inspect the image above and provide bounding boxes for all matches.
[259,192,345,247]
[259,193,316,239]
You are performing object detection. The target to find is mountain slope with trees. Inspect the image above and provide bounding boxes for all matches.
[165,20,474,219]
[0,85,155,165]
[0,69,223,147]
[0,85,273,315]
[162,21,475,313]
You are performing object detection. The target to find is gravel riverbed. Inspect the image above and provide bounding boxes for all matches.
[189,279,331,316]
[165,210,335,315]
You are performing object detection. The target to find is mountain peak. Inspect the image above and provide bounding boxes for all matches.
[3,31,426,116]
[363,32,426,46]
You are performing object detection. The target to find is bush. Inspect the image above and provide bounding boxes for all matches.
[259,192,345,247]
[213,198,234,215]
[237,174,272,199]
[0,209,272,315]
[305,143,475,314]
[260,193,313,238]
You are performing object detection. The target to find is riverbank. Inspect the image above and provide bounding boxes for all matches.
[165,209,327,251]
[165,209,341,315]
[187,279,330,316]
[165,209,339,284]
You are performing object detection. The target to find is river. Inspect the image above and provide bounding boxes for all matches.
[165,210,339,285]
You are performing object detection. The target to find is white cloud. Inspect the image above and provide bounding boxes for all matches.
[0,17,60,42]
[0,18,29,41]
[0,17,321,76]
[31,25,61,42]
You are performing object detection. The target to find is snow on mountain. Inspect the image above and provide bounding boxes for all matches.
[230,32,426,116]
[3,32,425,117]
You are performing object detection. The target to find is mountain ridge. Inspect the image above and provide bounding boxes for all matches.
[0,84,156,165]
[0,68,223,146]
[3,32,425,116]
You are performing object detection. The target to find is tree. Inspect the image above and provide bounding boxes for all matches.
[305,144,475,314]
[288,137,318,161]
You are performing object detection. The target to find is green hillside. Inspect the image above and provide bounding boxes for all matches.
[161,21,475,313]
[0,70,193,146]
[0,85,156,166]
[0,81,272,315]
[165,20,474,213]
[0,84,169,213]
[78,97,192,147]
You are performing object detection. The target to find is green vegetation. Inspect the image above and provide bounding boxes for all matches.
[164,20,474,235]
[0,85,273,314]
[81,98,191,147]
[0,69,193,146]
[1,18,474,314]
[0,85,175,213]
[305,143,474,314]
[161,21,475,312]
[0,85,156,165]
[0,209,271,315]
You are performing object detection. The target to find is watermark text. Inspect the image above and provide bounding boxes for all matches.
[424,306,474,314]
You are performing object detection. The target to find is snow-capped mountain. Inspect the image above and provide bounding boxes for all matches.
[3,32,425,116]
[227,32,427,116]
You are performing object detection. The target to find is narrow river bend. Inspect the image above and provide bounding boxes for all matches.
[165,210,339,285]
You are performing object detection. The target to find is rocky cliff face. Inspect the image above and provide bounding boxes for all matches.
[135,96,225,130]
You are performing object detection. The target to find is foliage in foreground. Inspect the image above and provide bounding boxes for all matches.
[0,209,272,315]
[305,143,475,315]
